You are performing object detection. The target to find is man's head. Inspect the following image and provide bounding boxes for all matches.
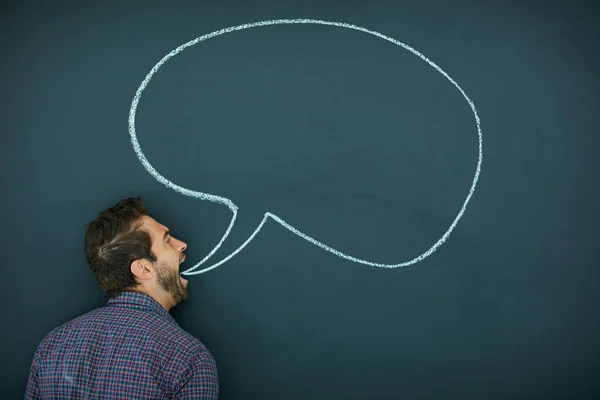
[85,197,189,310]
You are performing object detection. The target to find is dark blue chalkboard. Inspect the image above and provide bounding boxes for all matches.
[2,1,599,398]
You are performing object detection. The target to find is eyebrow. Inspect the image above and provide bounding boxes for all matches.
[163,229,171,242]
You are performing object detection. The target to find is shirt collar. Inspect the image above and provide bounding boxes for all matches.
[106,290,176,324]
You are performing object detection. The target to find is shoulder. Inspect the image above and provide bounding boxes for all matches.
[154,323,216,368]
[167,332,219,396]
[31,312,85,360]
[144,322,218,394]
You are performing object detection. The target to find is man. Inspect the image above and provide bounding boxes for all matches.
[25,197,219,399]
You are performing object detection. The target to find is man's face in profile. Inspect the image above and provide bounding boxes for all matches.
[140,215,189,306]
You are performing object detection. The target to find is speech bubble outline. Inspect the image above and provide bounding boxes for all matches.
[128,18,483,275]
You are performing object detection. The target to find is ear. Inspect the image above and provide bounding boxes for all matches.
[130,259,154,282]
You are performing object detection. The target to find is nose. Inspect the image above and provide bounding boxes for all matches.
[178,238,187,252]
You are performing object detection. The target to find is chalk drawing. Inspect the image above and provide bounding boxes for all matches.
[127,19,483,275]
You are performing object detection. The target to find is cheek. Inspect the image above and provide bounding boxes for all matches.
[170,248,180,263]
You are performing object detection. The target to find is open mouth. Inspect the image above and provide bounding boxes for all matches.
[179,255,188,285]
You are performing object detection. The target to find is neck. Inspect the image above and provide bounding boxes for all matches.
[130,285,174,312]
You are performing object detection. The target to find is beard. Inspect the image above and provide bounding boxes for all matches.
[155,260,189,305]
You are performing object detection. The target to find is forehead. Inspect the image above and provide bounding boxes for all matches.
[138,215,168,241]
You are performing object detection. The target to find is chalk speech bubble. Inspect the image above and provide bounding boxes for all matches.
[128,19,483,276]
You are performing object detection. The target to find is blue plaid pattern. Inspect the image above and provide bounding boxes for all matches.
[25,291,219,399]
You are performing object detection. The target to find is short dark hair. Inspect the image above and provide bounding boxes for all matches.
[84,197,157,297]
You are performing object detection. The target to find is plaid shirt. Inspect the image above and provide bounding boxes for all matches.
[25,291,219,399]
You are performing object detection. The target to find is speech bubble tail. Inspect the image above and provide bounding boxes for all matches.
[180,203,239,275]
[181,211,272,275]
